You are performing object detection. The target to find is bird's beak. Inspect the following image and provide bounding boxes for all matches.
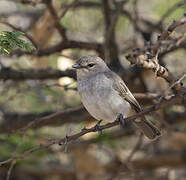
[72,64,82,69]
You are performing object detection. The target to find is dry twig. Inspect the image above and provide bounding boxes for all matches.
[126,15,186,93]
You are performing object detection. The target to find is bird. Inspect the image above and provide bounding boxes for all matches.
[72,55,161,139]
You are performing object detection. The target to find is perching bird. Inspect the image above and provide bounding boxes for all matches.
[72,55,161,139]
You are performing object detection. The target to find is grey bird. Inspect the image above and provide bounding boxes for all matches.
[72,55,161,139]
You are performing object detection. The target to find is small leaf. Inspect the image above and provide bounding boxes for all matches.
[0,30,36,54]
[3,48,10,54]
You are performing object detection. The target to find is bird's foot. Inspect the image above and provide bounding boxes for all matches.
[93,120,103,135]
[116,114,126,128]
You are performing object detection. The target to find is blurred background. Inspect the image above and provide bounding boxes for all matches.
[0,0,186,179]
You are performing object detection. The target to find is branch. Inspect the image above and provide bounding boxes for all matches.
[126,53,175,84]
[0,106,93,134]
[61,1,160,32]
[0,68,76,81]
[159,40,186,58]
[0,93,185,134]
[44,0,67,40]
[158,1,185,26]
[126,15,186,92]
[0,92,185,165]
[158,14,186,41]
[102,0,120,69]
[13,40,103,57]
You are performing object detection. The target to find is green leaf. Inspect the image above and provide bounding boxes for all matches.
[0,30,36,54]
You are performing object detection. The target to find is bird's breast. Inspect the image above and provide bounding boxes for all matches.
[78,74,130,122]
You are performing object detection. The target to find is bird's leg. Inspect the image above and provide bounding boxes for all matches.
[116,114,126,128]
[93,120,103,135]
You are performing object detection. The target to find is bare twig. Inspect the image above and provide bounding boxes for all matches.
[126,52,175,85]
[44,0,67,40]
[126,15,186,93]
[6,131,27,180]
[13,40,103,57]
[6,160,16,180]
[60,0,78,19]
[158,1,185,26]
[159,15,186,41]
[159,73,186,101]
[126,133,144,162]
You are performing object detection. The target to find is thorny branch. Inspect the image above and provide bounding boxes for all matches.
[126,52,175,84]
[0,92,182,134]
[126,15,186,93]
[0,92,185,166]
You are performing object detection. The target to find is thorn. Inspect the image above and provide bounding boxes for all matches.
[63,135,69,153]
[64,135,68,144]
[58,135,69,146]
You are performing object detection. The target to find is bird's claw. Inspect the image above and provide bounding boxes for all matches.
[93,120,103,135]
[116,114,126,128]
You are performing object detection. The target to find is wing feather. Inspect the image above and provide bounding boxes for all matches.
[104,70,161,139]
[104,71,141,112]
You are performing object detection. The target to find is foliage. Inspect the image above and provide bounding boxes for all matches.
[0,30,35,54]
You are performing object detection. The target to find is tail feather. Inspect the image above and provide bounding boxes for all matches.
[133,117,161,139]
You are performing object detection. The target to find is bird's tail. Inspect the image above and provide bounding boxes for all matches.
[133,117,161,139]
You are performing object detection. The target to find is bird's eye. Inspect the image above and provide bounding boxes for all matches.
[87,63,95,68]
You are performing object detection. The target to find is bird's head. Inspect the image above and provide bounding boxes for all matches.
[72,55,109,79]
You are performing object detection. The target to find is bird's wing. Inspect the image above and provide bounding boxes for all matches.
[104,71,141,112]
[104,71,161,139]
